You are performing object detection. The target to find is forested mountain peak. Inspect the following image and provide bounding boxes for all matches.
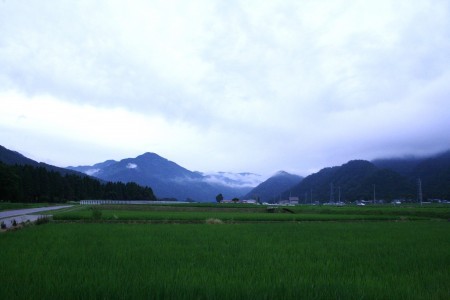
[0,145,39,166]
[1,145,86,177]
[243,171,303,203]
[0,145,156,202]
[68,151,255,201]
[283,159,412,202]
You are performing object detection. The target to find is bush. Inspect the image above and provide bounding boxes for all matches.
[35,216,50,225]
[91,207,102,220]
[205,218,224,224]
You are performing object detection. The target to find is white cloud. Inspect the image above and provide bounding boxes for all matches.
[202,172,263,188]
[0,91,204,167]
[126,163,138,169]
[85,169,100,176]
[1,0,449,176]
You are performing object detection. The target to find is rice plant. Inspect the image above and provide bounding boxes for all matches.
[1,222,448,299]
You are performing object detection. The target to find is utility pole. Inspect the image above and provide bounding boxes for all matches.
[418,178,423,205]
[338,186,341,203]
[330,183,334,204]
[373,184,376,204]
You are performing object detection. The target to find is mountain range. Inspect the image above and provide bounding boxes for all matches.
[0,145,86,177]
[67,152,264,202]
[1,144,449,203]
[281,151,450,203]
[243,171,303,203]
[0,145,156,202]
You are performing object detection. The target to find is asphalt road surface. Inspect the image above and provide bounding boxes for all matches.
[0,205,72,229]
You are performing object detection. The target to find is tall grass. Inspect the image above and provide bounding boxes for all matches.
[1,222,449,299]
[54,208,425,222]
[53,205,435,222]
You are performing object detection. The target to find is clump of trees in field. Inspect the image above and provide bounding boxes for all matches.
[0,162,156,202]
[215,193,223,203]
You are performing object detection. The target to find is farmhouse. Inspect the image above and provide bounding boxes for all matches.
[279,196,299,205]
[289,196,299,205]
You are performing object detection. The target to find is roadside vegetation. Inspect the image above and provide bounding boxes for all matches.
[0,202,56,212]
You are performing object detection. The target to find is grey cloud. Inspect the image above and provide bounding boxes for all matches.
[1,0,449,176]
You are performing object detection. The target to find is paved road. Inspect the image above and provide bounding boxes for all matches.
[0,205,72,219]
[0,205,72,229]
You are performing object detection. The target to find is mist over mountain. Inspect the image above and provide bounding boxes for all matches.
[68,153,260,201]
[282,160,414,203]
[372,156,423,176]
[3,143,449,203]
[410,151,450,199]
[201,172,262,188]
[243,171,303,203]
[282,151,450,203]
[69,160,118,176]
[0,145,156,202]
[371,150,450,199]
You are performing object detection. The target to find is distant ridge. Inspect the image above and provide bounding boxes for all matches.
[68,159,117,176]
[283,151,450,203]
[243,171,303,203]
[0,145,156,202]
[0,145,40,166]
[0,145,86,177]
[68,153,260,202]
[3,144,449,203]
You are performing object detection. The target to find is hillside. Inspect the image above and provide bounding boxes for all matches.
[68,153,257,201]
[3,144,449,203]
[0,145,156,202]
[284,160,415,203]
[0,145,86,177]
[372,150,450,200]
[410,151,450,200]
[243,171,303,203]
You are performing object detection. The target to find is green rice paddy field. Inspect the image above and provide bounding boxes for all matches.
[1,204,449,299]
[52,203,450,222]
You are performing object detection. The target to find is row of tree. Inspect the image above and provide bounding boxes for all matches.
[0,162,156,202]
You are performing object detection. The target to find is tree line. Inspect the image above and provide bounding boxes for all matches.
[0,162,156,202]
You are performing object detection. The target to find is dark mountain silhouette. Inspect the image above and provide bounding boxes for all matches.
[0,145,85,177]
[372,150,450,200]
[68,153,255,201]
[243,171,303,203]
[410,151,450,199]
[4,144,449,203]
[0,145,156,202]
[283,160,415,203]
[372,156,423,176]
[0,145,39,166]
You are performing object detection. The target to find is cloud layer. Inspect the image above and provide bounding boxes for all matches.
[1,0,450,176]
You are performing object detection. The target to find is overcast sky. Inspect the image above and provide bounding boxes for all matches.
[1,0,449,178]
